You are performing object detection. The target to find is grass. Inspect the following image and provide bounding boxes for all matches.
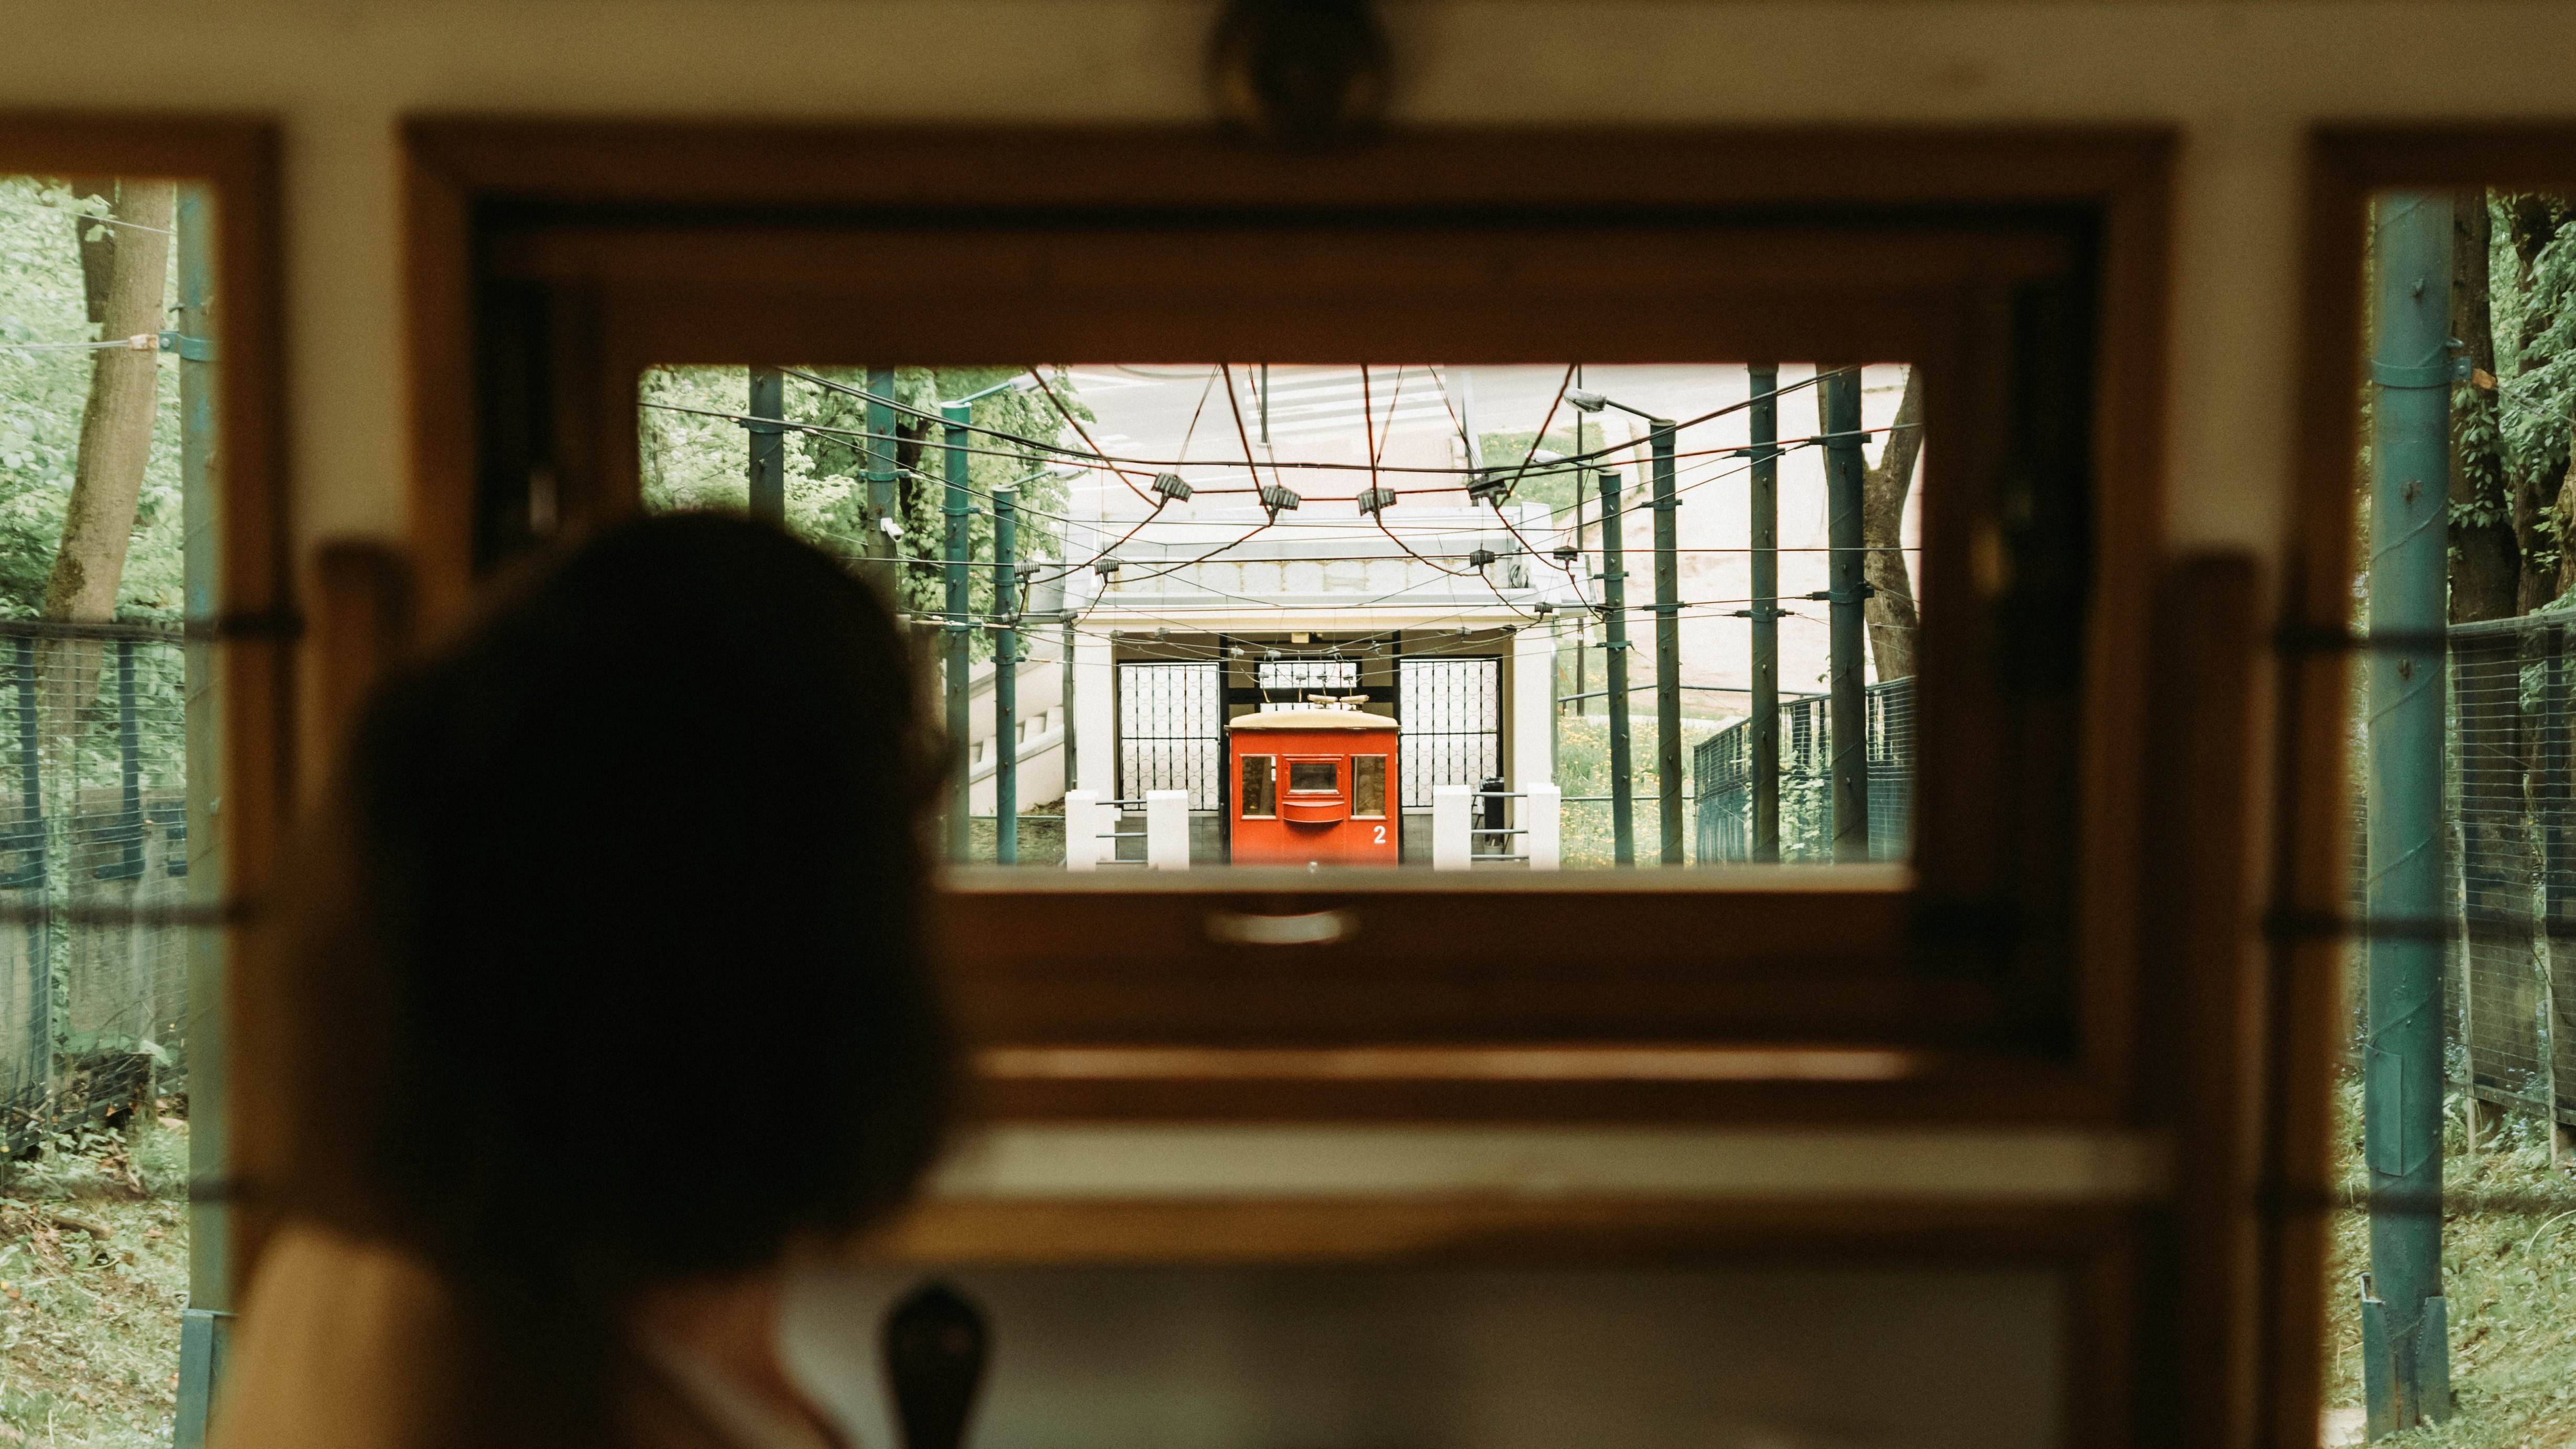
[2324,1078,2576,1446]
[1553,710,1732,869]
[0,1114,191,1448]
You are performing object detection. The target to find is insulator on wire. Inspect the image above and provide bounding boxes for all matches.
[1533,600,1556,616]
[1259,482,1301,516]
[1468,548,1497,569]
[1467,470,1512,507]
[1095,558,1122,576]
[1356,485,1396,517]
[1152,472,1193,502]
[1552,545,1578,563]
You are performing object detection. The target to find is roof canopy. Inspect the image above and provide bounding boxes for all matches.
[1229,709,1397,732]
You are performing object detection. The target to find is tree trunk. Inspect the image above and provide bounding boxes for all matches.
[2451,191,2516,622]
[2505,193,2573,612]
[66,177,117,328]
[44,179,173,624]
[1860,367,1922,680]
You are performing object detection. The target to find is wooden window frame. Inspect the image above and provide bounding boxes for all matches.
[0,115,296,1291]
[375,121,2312,1446]
[2260,124,2576,1449]
[400,122,2179,1123]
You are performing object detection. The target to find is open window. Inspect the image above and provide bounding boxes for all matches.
[0,115,290,1449]
[406,124,2170,1118]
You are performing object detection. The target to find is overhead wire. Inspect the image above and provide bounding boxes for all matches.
[1027,366,1156,504]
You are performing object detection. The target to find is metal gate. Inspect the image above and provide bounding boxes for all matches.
[1398,656,1500,808]
[1117,661,1224,809]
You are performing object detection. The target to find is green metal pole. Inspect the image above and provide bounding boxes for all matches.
[1062,615,1078,793]
[1820,369,1872,863]
[942,403,972,864]
[1748,364,1781,863]
[746,367,785,524]
[2363,189,2455,1437]
[1650,420,1683,866]
[991,486,1019,865]
[865,366,899,576]
[170,182,230,1449]
[1597,469,1634,866]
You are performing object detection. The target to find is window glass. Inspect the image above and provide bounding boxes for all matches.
[1241,755,1274,818]
[1289,760,1338,794]
[636,362,1923,873]
[1353,756,1386,817]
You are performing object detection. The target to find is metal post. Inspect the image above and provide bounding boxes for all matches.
[991,486,1020,865]
[1062,615,1079,793]
[2363,189,2454,1436]
[113,640,141,879]
[1749,364,1782,863]
[1650,420,1683,866]
[746,367,785,524]
[1820,369,1872,863]
[1597,469,1634,866]
[941,402,972,864]
[169,183,232,1449]
[9,639,38,1107]
[865,366,899,570]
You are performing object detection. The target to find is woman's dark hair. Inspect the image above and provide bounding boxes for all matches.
[282,513,954,1293]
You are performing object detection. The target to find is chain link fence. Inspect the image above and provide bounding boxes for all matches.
[1691,677,1915,863]
[0,620,192,1150]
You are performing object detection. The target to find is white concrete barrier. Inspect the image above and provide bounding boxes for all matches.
[1526,782,1562,870]
[1145,790,1190,869]
[1432,785,1472,870]
[1063,789,1100,871]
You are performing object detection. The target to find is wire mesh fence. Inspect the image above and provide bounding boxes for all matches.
[0,621,192,1151]
[1690,677,1915,863]
[2439,616,2576,1129]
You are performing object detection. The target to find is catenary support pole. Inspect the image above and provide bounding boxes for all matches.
[941,401,973,864]
[1748,364,1782,863]
[1650,419,1684,866]
[991,485,1020,865]
[746,367,785,524]
[171,182,229,1449]
[1820,368,1872,862]
[865,366,899,575]
[2363,189,2455,1437]
[1597,469,1635,866]
[1062,613,1078,793]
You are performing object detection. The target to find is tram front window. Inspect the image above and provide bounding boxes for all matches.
[1354,757,1387,818]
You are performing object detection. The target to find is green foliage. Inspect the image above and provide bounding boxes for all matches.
[639,366,1081,661]
[1552,709,1730,869]
[1476,421,1604,517]
[0,177,184,621]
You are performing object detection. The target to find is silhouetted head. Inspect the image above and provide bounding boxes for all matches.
[282,513,953,1292]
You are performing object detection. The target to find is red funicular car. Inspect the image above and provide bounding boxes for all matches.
[1228,709,1400,866]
